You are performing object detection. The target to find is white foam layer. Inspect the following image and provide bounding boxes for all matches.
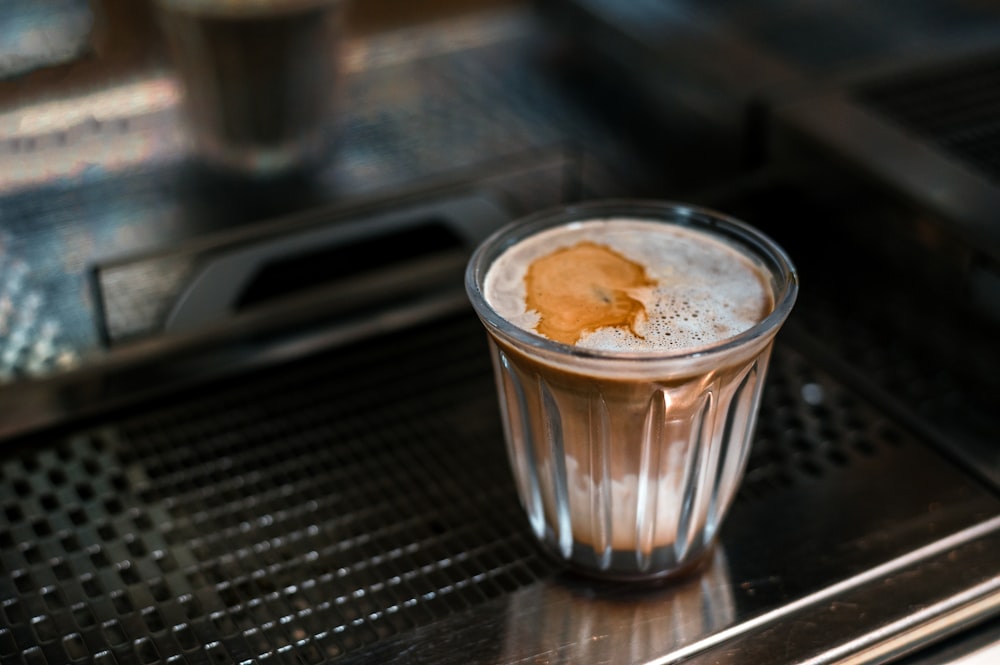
[483,218,772,352]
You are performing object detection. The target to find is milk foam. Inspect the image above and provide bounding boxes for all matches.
[483,219,773,352]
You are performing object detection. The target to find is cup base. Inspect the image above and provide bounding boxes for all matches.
[540,536,719,584]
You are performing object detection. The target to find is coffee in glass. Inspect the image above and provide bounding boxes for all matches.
[465,200,798,580]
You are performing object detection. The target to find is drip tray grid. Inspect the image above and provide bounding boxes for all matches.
[0,308,997,664]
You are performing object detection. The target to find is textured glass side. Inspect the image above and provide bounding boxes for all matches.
[491,341,546,542]
[489,336,774,580]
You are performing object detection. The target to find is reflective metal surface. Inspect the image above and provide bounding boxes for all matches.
[2,294,999,665]
[537,0,1000,153]
[771,52,1000,321]
[2,2,1000,664]
[340,521,1000,665]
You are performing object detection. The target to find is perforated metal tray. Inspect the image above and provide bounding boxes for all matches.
[1,300,998,665]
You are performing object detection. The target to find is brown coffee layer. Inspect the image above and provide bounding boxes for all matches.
[525,241,656,345]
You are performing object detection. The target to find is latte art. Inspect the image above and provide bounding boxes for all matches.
[483,219,773,352]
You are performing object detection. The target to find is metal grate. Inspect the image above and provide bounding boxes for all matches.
[855,52,1000,183]
[0,311,556,664]
[0,307,940,664]
[740,342,907,500]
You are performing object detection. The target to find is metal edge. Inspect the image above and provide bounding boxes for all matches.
[673,517,1000,665]
[0,288,473,443]
[769,88,1000,263]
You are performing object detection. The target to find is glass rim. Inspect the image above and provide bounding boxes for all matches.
[465,198,799,363]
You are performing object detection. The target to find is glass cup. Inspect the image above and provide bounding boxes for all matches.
[154,0,347,177]
[465,200,798,580]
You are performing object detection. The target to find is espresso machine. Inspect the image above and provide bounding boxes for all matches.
[0,1,998,663]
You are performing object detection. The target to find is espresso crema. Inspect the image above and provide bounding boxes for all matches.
[483,219,774,351]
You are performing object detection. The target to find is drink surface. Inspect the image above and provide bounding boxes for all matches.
[483,219,774,351]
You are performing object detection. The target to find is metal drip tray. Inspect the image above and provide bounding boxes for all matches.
[2,4,999,662]
[1,300,998,664]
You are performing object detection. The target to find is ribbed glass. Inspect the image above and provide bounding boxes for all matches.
[491,339,772,579]
[467,200,798,580]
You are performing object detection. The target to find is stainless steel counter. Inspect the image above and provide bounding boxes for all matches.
[1,2,999,664]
